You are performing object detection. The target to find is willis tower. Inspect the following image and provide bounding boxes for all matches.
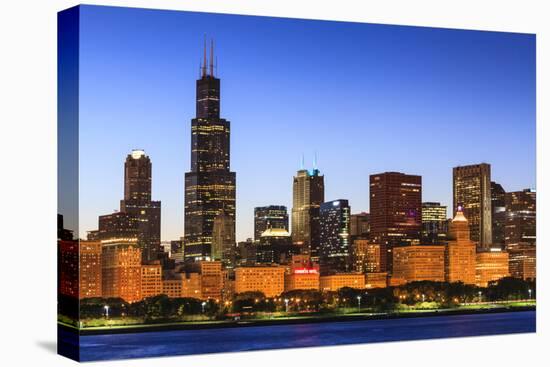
[184,40,236,261]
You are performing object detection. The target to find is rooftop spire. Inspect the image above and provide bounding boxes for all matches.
[202,35,207,77]
[210,39,214,77]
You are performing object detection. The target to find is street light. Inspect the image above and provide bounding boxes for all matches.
[104,305,110,318]
[201,301,207,314]
[284,298,289,313]
[528,289,532,300]
[478,291,482,303]
[421,294,425,303]
[357,295,362,311]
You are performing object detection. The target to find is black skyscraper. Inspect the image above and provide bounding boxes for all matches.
[184,40,236,261]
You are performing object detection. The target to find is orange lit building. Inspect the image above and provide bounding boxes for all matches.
[101,241,142,303]
[200,261,223,300]
[445,208,476,285]
[352,239,381,273]
[235,266,285,297]
[365,272,387,289]
[182,272,202,298]
[162,274,184,298]
[58,240,79,298]
[284,255,320,291]
[319,273,365,292]
[79,240,102,299]
[141,261,162,299]
[393,245,445,283]
[476,250,510,287]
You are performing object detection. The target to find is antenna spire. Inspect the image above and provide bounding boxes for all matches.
[313,151,318,170]
[210,39,214,77]
[202,35,207,77]
[301,154,305,170]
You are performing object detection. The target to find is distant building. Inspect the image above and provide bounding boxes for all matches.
[102,241,142,303]
[211,210,236,267]
[352,239,381,273]
[162,272,185,298]
[507,244,536,281]
[256,227,298,265]
[319,200,352,274]
[170,239,184,262]
[181,272,202,298]
[254,206,289,241]
[505,189,536,246]
[476,250,509,287]
[234,266,285,297]
[199,261,223,301]
[284,255,320,291]
[319,273,366,292]
[79,240,103,299]
[445,208,476,285]
[491,182,507,246]
[291,168,325,259]
[350,212,370,238]
[236,238,256,267]
[421,202,448,244]
[365,272,388,289]
[141,262,162,299]
[453,163,492,249]
[393,245,445,283]
[58,240,78,298]
[370,172,422,273]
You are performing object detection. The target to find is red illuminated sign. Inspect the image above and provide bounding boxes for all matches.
[293,268,318,275]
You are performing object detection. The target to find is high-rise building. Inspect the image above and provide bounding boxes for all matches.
[80,240,103,299]
[291,168,324,259]
[350,212,370,238]
[101,240,142,303]
[453,163,492,248]
[507,243,536,281]
[421,202,448,244]
[120,150,162,263]
[369,172,422,272]
[476,250,509,287]
[505,189,536,247]
[256,227,297,265]
[445,208,476,285]
[235,238,256,267]
[170,239,184,262]
[200,261,223,301]
[319,200,351,274]
[352,239,381,273]
[392,245,445,283]
[491,182,507,246]
[211,209,236,267]
[254,205,289,241]
[184,41,236,261]
[58,239,79,298]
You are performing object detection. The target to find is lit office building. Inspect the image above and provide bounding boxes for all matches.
[101,240,142,303]
[365,272,388,289]
[445,208,476,285]
[421,202,448,244]
[79,240,103,299]
[505,189,536,246]
[211,210,236,267]
[254,205,289,241]
[291,168,325,259]
[507,244,536,281]
[234,266,285,297]
[184,41,236,261]
[235,238,256,267]
[256,227,298,265]
[319,273,366,292]
[475,250,510,287]
[352,239,381,273]
[200,261,223,301]
[370,172,422,272]
[58,239,79,298]
[141,261,162,299]
[319,200,351,274]
[392,245,445,283]
[284,255,320,291]
[491,182,507,246]
[452,163,492,248]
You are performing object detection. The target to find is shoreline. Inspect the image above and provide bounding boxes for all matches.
[62,305,536,336]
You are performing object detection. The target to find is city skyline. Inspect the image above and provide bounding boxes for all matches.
[74,5,535,242]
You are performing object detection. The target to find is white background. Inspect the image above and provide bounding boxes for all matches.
[0,0,547,366]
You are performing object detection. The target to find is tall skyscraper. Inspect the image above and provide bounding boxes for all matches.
[319,199,351,274]
[452,163,492,249]
[421,202,448,244]
[491,181,507,246]
[254,205,289,241]
[369,172,422,272]
[505,189,536,247]
[119,150,161,262]
[291,168,324,259]
[184,40,236,261]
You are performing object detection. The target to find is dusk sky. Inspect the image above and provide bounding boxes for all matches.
[77,5,535,242]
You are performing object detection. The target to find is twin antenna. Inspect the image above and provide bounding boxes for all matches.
[200,36,217,78]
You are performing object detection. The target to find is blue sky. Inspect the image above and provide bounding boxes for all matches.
[77,5,536,241]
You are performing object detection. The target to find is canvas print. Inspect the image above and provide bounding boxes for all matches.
[57,4,536,362]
